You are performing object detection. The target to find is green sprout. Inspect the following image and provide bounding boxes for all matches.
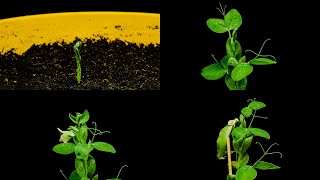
[201,4,277,90]
[73,41,82,84]
[216,99,282,180]
[53,109,128,180]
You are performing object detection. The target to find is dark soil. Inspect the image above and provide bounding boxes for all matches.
[0,37,160,90]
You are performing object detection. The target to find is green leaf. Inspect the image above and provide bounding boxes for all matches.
[249,58,277,65]
[69,170,81,180]
[75,158,86,178]
[236,165,257,180]
[234,40,242,60]
[238,153,250,168]
[79,124,88,143]
[69,114,77,124]
[74,41,82,49]
[232,161,239,169]
[74,144,94,159]
[238,77,247,90]
[68,126,79,132]
[224,9,242,30]
[241,107,252,118]
[53,143,75,155]
[73,136,80,145]
[92,142,116,153]
[228,57,238,67]
[206,18,228,33]
[227,174,236,180]
[239,56,246,63]
[241,136,253,154]
[231,63,253,81]
[216,125,233,159]
[87,155,96,178]
[220,55,230,70]
[226,38,234,58]
[79,110,90,124]
[253,161,281,170]
[233,136,252,155]
[231,127,249,141]
[232,139,241,154]
[201,63,227,80]
[248,101,266,110]
[225,74,247,90]
[225,74,236,90]
[248,128,270,139]
[92,174,99,180]
[239,114,246,128]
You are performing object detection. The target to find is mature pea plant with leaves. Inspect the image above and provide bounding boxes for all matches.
[201,4,277,90]
[217,99,282,180]
[53,110,128,180]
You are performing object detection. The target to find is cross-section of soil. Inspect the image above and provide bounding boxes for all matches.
[0,37,160,90]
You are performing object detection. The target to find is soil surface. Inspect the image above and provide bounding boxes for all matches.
[0,37,160,90]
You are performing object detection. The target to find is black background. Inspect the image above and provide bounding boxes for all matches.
[0,0,311,179]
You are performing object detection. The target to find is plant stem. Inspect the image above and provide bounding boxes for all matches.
[252,142,281,166]
[227,137,232,175]
[91,122,98,143]
[248,110,256,128]
[228,30,232,40]
[84,156,88,177]
[116,165,128,179]
[60,170,68,180]
[249,111,268,128]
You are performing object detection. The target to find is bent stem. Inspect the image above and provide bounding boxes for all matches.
[245,38,277,61]
[227,137,232,175]
[116,165,128,179]
[88,121,110,143]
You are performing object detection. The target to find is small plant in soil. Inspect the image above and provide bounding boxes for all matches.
[73,41,82,84]
[0,37,160,90]
[216,98,282,180]
[201,4,277,90]
[53,109,128,180]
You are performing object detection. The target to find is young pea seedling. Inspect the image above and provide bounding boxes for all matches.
[201,4,277,90]
[73,41,82,84]
[53,109,128,180]
[217,99,282,180]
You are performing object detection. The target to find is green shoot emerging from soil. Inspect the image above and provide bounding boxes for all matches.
[201,4,277,90]
[216,99,282,180]
[53,109,128,180]
[73,41,82,84]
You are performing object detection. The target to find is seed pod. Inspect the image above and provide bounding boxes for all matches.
[217,124,233,159]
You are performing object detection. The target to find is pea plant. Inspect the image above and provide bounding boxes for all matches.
[73,41,82,84]
[53,109,128,180]
[201,4,277,90]
[216,99,282,180]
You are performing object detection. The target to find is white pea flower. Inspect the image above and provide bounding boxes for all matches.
[57,128,75,143]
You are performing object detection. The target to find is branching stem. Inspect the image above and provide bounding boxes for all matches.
[253,142,282,167]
